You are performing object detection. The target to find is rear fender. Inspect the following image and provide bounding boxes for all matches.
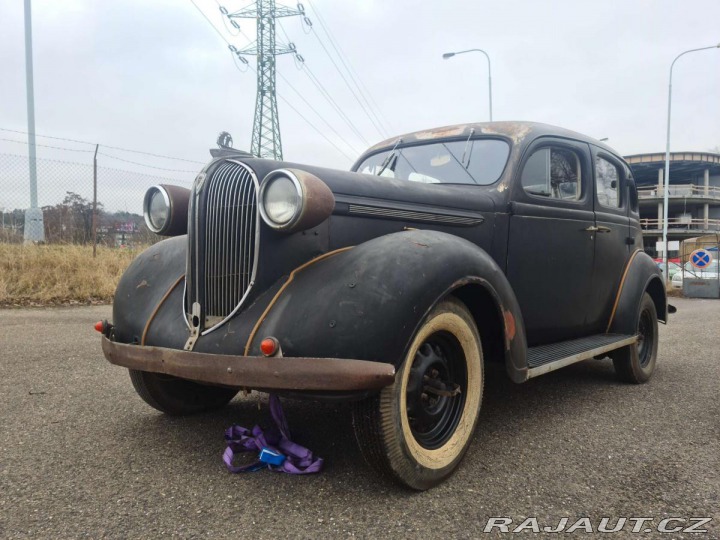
[607,250,667,335]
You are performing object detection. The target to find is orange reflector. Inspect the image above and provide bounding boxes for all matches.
[94,321,104,333]
[260,337,278,356]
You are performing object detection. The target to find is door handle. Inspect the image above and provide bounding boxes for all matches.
[584,226,611,233]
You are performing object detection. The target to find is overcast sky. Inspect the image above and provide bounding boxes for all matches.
[1,0,719,180]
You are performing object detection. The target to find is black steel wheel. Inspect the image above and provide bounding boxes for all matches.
[129,370,238,416]
[612,292,659,384]
[352,297,483,490]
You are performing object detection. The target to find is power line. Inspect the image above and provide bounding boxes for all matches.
[191,0,232,45]
[240,62,356,162]
[0,137,95,153]
[197,1,358,163]
[275,70,362,155]
[212,0,242,36]
[300,61,371,146]
[228,1,306,160]
[275,93,355,162]
[276,20,370,147]
[301,12,388,139]
[0,151,183,181]
[0,127,206,164]
[305,0,390,136]
[97,152,201,173]
[227,55,358,162]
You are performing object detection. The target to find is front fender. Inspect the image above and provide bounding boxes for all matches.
[252,229,528,382]
[112,236,187,346]
[607,250,667,335]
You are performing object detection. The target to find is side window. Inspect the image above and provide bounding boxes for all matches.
[596,157,620,207]
[521,147,581,200]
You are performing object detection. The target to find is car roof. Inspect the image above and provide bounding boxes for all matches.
[362,121,618,157]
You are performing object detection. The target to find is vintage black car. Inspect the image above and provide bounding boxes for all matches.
[99,122,668,490]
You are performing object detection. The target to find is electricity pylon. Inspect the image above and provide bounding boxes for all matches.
[229,0,304,160]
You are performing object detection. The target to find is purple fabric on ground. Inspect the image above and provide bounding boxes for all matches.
[223,394,323,475]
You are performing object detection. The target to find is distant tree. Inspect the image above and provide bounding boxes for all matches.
[42,192,103,244]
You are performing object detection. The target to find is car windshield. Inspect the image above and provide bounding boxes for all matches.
[356,138,510,185]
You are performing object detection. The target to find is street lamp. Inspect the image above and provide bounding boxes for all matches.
[662,43,720,282]
[443,49,493,122]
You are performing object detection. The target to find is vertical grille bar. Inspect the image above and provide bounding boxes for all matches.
[186,161,259,332]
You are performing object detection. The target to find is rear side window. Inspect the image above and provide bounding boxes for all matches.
[596,157,620,207]
[521,147,581,200]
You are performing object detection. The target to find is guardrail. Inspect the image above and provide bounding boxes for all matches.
[640,218,720,231]
[638,184,720,199]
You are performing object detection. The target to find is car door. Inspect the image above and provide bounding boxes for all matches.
[507,137,595,346]
[585,148,632,333]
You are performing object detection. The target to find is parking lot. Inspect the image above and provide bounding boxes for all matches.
[1,297,718,538]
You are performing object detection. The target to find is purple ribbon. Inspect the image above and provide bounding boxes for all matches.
[223,394,323,475]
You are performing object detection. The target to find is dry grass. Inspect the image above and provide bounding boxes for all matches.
[0,244,145,307]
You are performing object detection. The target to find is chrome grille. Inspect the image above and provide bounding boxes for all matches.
[187,160,259,332]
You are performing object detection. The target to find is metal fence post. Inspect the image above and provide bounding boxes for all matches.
[93,144,98,257]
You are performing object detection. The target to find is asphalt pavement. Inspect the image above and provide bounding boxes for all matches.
[1,298,719,538]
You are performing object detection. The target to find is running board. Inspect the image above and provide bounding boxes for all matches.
[527,333,637,379]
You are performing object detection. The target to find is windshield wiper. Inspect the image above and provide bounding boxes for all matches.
[376,138,403,176]
[460,128,475,169]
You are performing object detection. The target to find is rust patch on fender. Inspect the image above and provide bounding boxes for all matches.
[503,309,516,348]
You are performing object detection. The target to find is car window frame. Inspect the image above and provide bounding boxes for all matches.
[592,150,627,213]
[514,136,592,210]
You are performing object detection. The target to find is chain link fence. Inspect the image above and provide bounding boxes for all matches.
[0,134,203,248]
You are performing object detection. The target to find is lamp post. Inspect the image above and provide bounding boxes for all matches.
[442,49,493,122]
[662,43,719,282]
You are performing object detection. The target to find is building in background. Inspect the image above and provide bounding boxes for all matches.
[625,151,720,257]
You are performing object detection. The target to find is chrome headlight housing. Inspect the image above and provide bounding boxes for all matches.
[259,171,302,229]
[259,169,335,232]
[143,184,190,236]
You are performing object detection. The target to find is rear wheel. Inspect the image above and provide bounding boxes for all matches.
[352,297,483,490]
[129,370,238,416]
[612,292,658,384]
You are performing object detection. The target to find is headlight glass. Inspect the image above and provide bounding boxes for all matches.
[143,186,171,233]
[148,190,169,230]
[263,176,300,225]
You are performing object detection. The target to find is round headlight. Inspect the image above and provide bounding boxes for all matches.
[259,168,335,233]
[259,172,302,229]
[148,189,169,230]
[142,184,189,236]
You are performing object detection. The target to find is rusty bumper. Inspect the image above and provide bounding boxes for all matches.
[101,336,396,391]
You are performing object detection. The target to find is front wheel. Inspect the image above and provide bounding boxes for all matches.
[611,292,659,384]
[129,370,239,416]
[352,297,484,490]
